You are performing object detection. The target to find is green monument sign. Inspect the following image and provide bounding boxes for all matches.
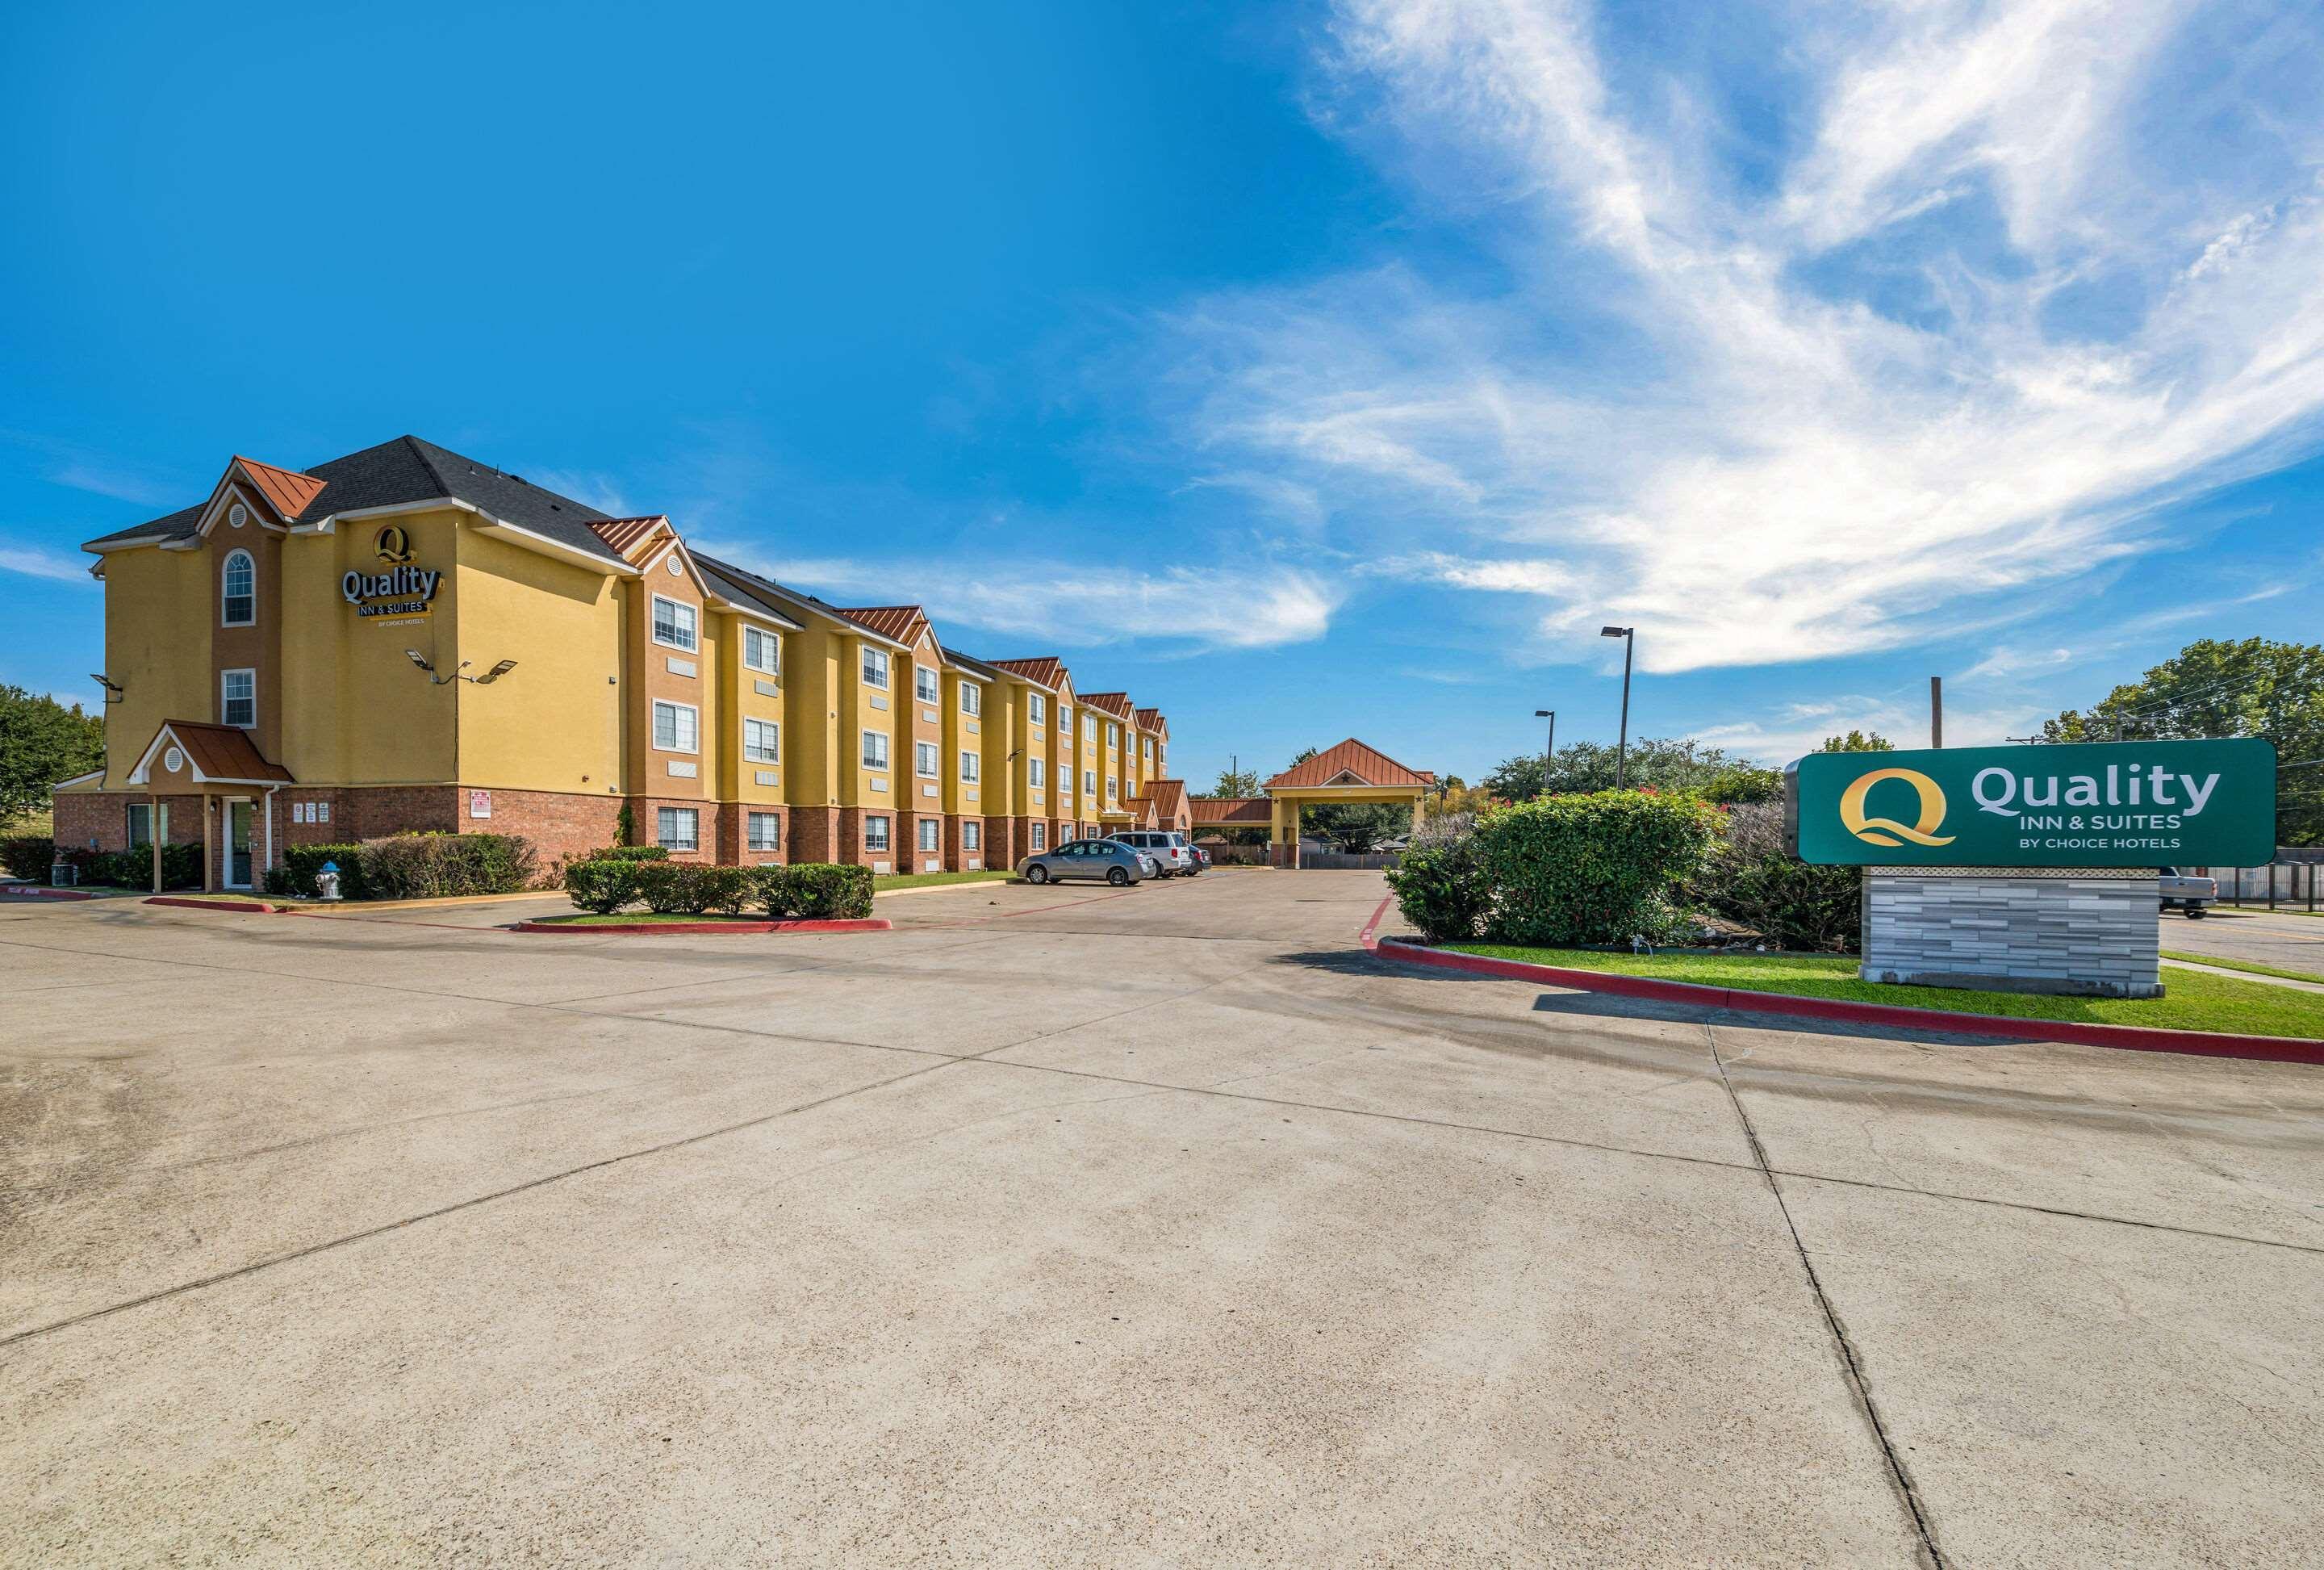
[1788,739,2277,867]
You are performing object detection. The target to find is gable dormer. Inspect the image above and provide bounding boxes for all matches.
[187,456,327,543]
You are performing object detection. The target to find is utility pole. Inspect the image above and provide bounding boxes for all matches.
[1930,676,1943,748]
[1534,710,1555,796]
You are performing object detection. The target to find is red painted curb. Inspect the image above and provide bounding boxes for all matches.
[512,916,891,936]
[2,885,96,901]
[1369,935,2324,1067]
[145,895,277,914]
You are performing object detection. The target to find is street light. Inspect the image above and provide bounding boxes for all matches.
[1600,626,1634,789]
[1533,710,1555,798]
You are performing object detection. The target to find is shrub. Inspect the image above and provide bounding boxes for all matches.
[1687,802,1862,952]
[1384,835,1491,942]
[357,832,539,900]
[62,842,202,890]
[1469,790,1720,947]
[579,844,668,863]
[264,843,368,900]
[769,861,872,920]
[755,864,796,917]
[1,835,55,879]
[632,860,689,914]
[564,859,642,915]
[702,865,755,915]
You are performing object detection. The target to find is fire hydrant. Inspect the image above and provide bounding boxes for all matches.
[316,860,344,902]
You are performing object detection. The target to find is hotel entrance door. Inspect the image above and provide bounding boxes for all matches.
[227,800,254,889]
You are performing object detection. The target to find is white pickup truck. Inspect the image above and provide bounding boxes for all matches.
[2158,866,2217,919]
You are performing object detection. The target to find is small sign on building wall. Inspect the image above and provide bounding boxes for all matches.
[469,789,492,820]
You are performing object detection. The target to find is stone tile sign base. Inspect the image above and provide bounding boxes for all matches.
[1862,866,2161,999]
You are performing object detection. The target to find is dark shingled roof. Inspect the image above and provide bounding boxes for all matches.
[85,437,624,565]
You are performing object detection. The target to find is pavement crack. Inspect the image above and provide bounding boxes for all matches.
[1706,1021,1948,1570]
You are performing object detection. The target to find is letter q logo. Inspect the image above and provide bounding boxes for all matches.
[1839,768,1957,848]
[374,524,414,564]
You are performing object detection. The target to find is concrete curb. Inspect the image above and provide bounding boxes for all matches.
[145,895,278,914]
[1,885,98,902]
[512,916,892,936]
[1357,901,2324,1066]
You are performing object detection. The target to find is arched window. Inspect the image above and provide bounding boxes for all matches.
[221,550,255,626]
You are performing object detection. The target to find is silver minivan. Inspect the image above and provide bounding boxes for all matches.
[1110,831,1198,876]
[1020,839,1153,886]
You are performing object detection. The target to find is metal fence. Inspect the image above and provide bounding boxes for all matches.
[2197,850,2323,910]
[1302,852,1403,870]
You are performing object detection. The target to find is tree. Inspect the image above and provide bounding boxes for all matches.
[1482,736,1766,802]
[1819,731,1895,752]
[0,687,104,821]
[1207,766,1259,799]
[2043,637,2324,845]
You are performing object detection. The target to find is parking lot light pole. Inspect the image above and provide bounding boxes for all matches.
[1599,626,1634,789]
[1534,710,1555,797]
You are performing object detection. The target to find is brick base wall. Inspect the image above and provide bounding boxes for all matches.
[1862,869,2162,999]
[791,806,838,865]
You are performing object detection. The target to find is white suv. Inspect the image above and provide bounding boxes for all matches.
[1111,831,1198,876]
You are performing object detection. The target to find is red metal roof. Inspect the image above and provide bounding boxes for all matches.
[1189,796,1270,827]
[587,515,671,558]
[137,720,295,785]
[1080,691,1135,720]
[1134,706,1168,738]
[1265,739,1436,789]
[834,605,932,647]
[1147,779,1190,824]
[989,657,1067,690]
[229,456,328,521]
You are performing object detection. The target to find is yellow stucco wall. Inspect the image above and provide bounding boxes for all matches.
[454,523,621,794]
[98,546,213,789]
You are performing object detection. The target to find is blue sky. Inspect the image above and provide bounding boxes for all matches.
[5,0,2322,791]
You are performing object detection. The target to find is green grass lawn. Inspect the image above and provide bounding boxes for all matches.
[873,869,1016,892]
[2161,950,2324,986]
[1441,943,2324,1040]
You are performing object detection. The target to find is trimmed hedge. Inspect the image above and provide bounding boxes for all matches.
[579,845,669,863]
[2,835,55,879]
[61,841,203,890]
[766,862,874,919]
[1387,791,1721,948]
[565,858,642,915]
[560,859,872,920]
[356,832,539,899]
[263,844,369,900]
[1382,835,1491,942]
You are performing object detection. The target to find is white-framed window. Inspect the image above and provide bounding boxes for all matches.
[916,740,938,777]
[964,821,981,850]
[1083,768,1095,796]
[1029,693,1046,725]
[915,665,938,703]
[652,700,699,753]
[743,625,780,675]
[1059,705,1071,734]
[1031,823,1047,852]
[959,750,980,782]
[743,718,780,764]
[1083,714,1096,742]
[862,729,889,770]
[747,810,782,852]
[1029,758,1046,789]
[221,549,255,626]
[960,682,981,717]
[657,806,699,852]
[651,595,698,652]
[862,646,889,689]
[918,818,941,852]
[1107,722,1119,747]
[1144,738,1154,758]
[221,668,256,729]
[1108,777,1118,801]
[865,814,891,852]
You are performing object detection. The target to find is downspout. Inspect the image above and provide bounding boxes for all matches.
[264,784,280,887]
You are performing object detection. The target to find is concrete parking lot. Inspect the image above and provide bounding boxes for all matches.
[2156,902,2324,976]
[5,870,2321,1565]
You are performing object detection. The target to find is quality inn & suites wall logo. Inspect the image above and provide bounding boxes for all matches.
[1837,767,1955,848]
[374,524,415,563]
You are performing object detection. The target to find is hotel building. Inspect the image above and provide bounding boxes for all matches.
[56,438,1192,889]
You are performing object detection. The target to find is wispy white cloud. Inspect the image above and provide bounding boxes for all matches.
[694,543,1340,654]
[1,429,191,508]
[0,542,94,584]
[529,469,633,517]
[1156,0,2324,674]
